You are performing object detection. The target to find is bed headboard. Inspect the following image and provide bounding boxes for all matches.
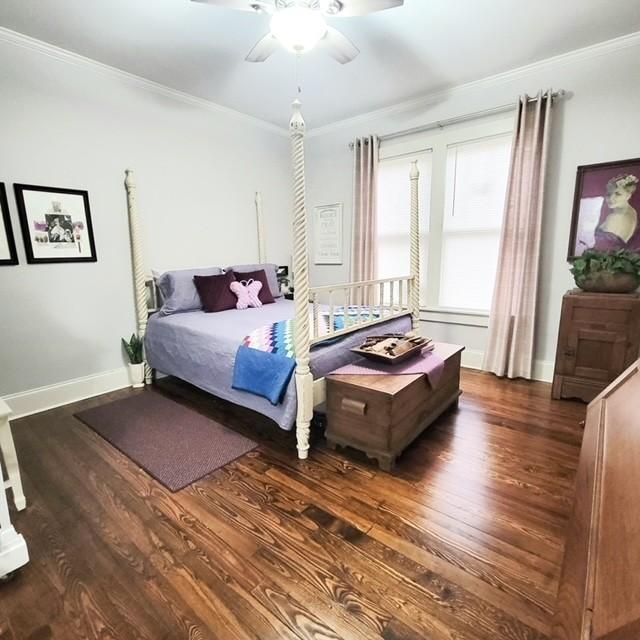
[129,186,267,319]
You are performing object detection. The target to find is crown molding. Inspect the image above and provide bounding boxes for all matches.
[0,26,289,137]
[306,29,640,138]
[2,25,639,141]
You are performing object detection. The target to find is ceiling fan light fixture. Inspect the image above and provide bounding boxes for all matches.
[319,0,343,15]
[270,6,327,53]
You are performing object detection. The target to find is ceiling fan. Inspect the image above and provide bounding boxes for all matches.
[192,0,404,64]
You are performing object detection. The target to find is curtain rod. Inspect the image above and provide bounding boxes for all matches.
[348,89,566,149]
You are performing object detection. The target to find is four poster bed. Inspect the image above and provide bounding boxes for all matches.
[124,99,421,459]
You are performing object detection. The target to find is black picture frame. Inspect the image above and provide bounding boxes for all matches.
[0,183,18,266]
[567,157,640,260]
[14,184,97,264]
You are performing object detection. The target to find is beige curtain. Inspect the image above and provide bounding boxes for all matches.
[483,91,553,379]
[351,135,379,287]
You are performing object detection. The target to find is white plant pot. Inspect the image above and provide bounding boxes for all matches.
[128,363,145,389]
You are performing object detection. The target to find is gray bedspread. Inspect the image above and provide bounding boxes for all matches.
[145,299,411,431]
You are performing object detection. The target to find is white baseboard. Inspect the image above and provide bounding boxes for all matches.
[1,350,555,421]
[2,368,130,420]
[532,359,555,383]
[461,349,485,371]
[461,349,554,383]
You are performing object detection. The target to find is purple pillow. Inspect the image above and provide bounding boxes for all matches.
[193,272,238,313]
[234,269,275,305]
[157,267,222,316]
[227,263,281,298]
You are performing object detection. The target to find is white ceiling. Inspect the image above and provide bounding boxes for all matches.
[1,0,639,128]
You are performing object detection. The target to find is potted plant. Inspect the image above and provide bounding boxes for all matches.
[122,334,145,388]
[570,249,640,293]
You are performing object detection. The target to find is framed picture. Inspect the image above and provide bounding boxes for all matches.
[277,265,293,296]
[313,203,343,265]
[0,183,18,266]
[276,265,289,281]
[14,184,97,264]
[568,158,640,259]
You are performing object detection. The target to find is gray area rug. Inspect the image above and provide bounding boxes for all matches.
[76,391,257,492]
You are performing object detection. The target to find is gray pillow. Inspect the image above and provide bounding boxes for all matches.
[157,266,223,316]
[227,263,282,298]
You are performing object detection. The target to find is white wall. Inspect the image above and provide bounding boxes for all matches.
[305,34,640,377]
[2,29,639,414]
[0,34,291,408]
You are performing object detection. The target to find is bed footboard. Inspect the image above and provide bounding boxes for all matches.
[308,276,415,345]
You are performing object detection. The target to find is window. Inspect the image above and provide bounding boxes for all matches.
[376,117,513,318]
[376,151,431,305]
[439,135,512,310]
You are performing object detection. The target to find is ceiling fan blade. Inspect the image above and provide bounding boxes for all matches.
[191,0,271,12]
[245,33,279,62]
[329,0,403,17]
[319,26,360,64]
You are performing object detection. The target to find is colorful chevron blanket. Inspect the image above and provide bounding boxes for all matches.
[242,318,295,358]
[241,306,381,356]
[233,307,381,405]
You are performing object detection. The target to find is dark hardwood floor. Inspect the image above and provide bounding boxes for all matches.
[0,369,585,640]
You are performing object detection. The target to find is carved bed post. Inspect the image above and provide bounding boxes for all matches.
[409,160,420,334]
[290,99,313,460]
[255,191,266,263]
[124,169,150,383]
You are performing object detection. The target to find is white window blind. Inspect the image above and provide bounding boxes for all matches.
[375,116,513,320]
[376,151,431,304]
[439,134,512,311]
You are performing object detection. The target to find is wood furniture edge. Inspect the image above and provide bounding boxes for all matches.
[553,358,640,639]
[326,344,465,394]
[552,291,640,402]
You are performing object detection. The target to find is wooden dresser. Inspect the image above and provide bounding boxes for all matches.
[552,290,640,402]
[553,360,640,640]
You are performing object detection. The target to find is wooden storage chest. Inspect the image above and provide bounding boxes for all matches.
[325,343,463,471]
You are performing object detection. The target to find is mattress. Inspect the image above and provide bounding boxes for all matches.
[145,298,411,431]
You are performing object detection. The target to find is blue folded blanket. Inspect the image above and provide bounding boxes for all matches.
[232,345,296,406]
[233,307,380,405]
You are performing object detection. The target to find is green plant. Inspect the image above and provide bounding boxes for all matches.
[570,249,640,285]
[121,333,144,365]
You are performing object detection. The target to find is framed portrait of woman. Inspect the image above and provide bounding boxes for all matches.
[568,158,640,260]
[0,183,19,266]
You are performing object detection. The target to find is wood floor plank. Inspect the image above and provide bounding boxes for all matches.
[237,462,556,638]
[17,425,207,640]
[187,475,395,638]
[303,504,548,640]
[56,422,303,640]
[239,444,557,624]
[1,368,585,639]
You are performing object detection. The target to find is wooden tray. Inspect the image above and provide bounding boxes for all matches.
[350,335,432,365]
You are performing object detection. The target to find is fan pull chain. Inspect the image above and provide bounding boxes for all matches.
[295,53,302,96]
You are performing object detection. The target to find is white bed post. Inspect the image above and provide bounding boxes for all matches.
[124,169,151,384]
[409,160,420,334]
[255,191,266,263]
[290,99,313,460]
